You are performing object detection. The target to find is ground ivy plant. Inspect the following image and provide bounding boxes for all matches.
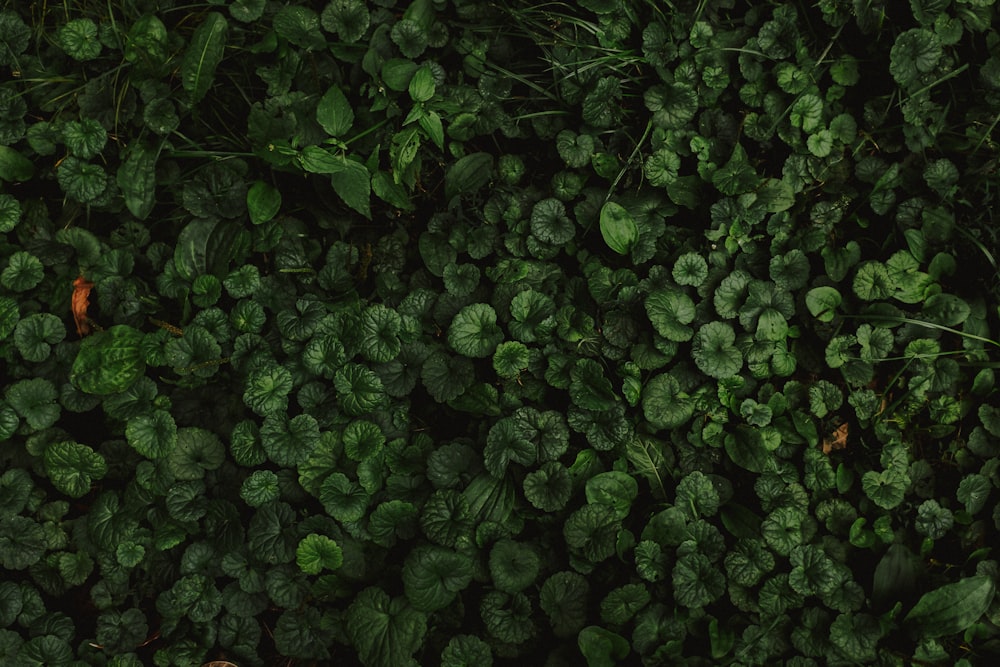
[3,0,1000,665]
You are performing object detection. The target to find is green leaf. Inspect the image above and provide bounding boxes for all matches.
[43,441,107,499]
[59,18,101,61]
[445,152,493,200]
[246,180,282,225]
[273,5,325,50]
[13,313,64,362]
[317,85,354,137]
[168,427,225,481]
[0,516,47,570]
[904,575,995,637]
[693,321,742,379]
[321,0,370,43]
[347,587,427,667]
[408,64,436,102]
[56,157,106,203]
[0,194,21,233]
[296,534,343,575]
[578,626,631,667]
[1,251,42,292]
[861,469,907,510]
[599,201,639,255]
[125,410,177,459]
[118,140,158,220]
[240,469,280,507]
[586,472,638,521]
[0,145,34,182]
[244,364,293,416]
[805,286,841,322]
[642,373,694,430]
[330,158,372,219]
[404,545,474,611]
[71,325,146,395]
[530,198,575,246]
[181,13,228,104]
[5,378,59,431]
[570,358,618,411]
[63,118,107,158]
[343,420,385,462]
[645,82,698,129]
[724,427,774,473]
[448,303,503,358]
[645,287,696,341]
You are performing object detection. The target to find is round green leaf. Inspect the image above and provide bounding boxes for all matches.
[645,288,695,342]
[71,325,146,395]
[448,303,503,358]
[321,0,370,43]
[692,321,742,379]
[59,18,102,61]
[13,313,65,362]
[57,157,107,203]
[296,533,343,575]
[62,119,107,158]
[1,251,43,292]
[43,441,107,498]
[343,420,385,462]
[125,410,177,460]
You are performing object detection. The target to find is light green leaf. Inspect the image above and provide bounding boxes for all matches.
[805,286,842,322]
[296,534,343,575]
[70,325,146,395]
[599,201,639,255]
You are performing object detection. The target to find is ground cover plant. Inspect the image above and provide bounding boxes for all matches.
[3,0,1000,664]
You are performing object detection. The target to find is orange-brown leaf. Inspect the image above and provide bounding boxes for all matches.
[822,422,849,455]
[72,275,94,336]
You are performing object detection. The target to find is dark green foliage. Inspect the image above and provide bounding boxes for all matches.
[2,1,1000,665]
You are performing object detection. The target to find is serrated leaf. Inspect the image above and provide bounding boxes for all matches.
[181,13,228,104]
